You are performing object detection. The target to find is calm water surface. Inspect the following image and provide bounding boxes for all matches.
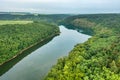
[0,25,91,80]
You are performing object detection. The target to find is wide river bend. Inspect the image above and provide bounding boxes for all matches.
[0,25,91,80]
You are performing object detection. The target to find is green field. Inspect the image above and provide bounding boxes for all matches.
[0,21,33,25]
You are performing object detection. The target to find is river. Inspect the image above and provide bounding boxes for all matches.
[0,25,91,80]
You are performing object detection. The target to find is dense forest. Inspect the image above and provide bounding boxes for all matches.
[45,14,120,80]
[0,22,59,65]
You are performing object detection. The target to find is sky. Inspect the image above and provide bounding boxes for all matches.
[0,0,120,14]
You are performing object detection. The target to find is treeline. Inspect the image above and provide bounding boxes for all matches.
[45,14,120,80]
[0,22,59,64]
[0,13,70,23]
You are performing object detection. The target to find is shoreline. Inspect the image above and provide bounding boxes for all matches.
[0,33,60,66]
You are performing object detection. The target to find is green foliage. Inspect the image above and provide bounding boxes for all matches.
[0,20,33,25]
[0,22,59,64]
[45,14,120,80]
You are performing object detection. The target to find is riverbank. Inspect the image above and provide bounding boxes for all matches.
[0,32,60,77]
[0,32,59,66]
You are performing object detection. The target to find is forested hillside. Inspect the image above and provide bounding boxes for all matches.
[0,22,59,65]
[45,14,120,80]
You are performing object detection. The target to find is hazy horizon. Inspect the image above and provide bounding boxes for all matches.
[0,0,120,14]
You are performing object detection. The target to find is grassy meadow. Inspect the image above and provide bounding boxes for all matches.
[0,20,33,25]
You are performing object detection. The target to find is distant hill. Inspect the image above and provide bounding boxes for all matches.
[0,12,71,23]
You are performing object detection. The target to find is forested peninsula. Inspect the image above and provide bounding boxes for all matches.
[0,22,59,65]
